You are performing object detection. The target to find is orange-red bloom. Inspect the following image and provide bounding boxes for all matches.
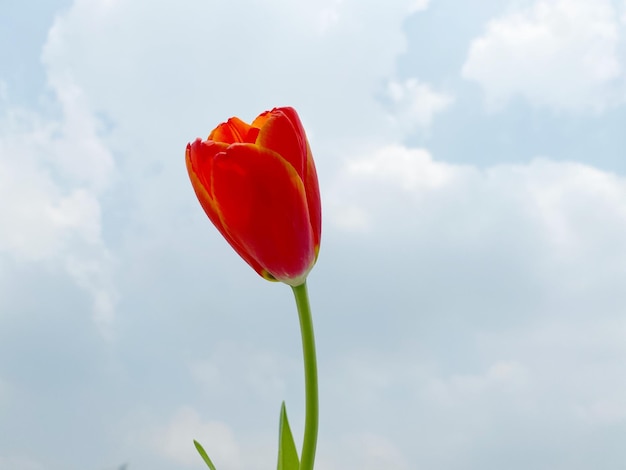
[186,107,321,286]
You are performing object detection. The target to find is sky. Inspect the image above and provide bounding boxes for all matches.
[1,0,626,469]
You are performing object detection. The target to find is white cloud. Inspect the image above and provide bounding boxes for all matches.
[319,433,409,470]
[189,343,292,400]
[424,361,531,407]
[0,66,117,335]
[315,317,626,468]
[39,0,429,164]
[331,144,626,268]
[409,0,430,13]
[576,398,626,425]
[0,456,44,470]
[0,376,6,405]
[152,407,242,469]
[329,144,474,231]
[347,144,462,191]
[385,78,454,132]
[462,0,625,112]
[126,403,287,470]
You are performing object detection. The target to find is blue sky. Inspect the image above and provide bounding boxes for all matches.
[1,0,626,469]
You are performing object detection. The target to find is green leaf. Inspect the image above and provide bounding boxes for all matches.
[277,402,300,470]
[194,439,217,470]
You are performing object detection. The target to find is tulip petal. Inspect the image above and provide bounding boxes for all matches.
[254,107,322,258]
[250,110,272,131]
[208,117,253,143]
[186,139,272,279]
[211,143,315,285]
[254,107,307,179]
[304,140,322,254]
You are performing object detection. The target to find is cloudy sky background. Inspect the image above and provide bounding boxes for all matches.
[2,0,626,469]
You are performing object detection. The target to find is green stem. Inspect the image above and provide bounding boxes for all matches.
[291,281,318,470]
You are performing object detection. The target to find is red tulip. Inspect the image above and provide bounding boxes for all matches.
[186,107,321,286]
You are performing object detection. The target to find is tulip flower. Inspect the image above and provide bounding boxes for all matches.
[186,107,321,470]
[185,106,321,287]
